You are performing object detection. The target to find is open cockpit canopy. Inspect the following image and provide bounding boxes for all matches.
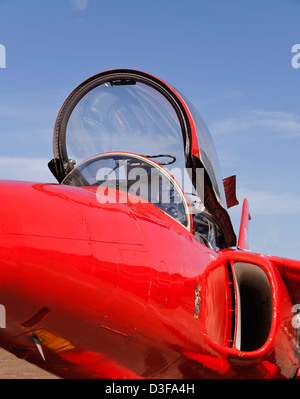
[49,69,236,247]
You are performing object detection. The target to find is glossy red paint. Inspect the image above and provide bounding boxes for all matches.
[238,198,251,250]
[0,180,298,378]
[281,258,300,305]
[0,69,299,379]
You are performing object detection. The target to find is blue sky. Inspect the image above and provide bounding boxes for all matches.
[0,0,299,260]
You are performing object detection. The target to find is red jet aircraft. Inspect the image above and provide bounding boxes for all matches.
[0,69,299,379]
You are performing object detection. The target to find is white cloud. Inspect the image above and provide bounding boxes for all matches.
[236,187,300,215]
[0,157,57,183]
[252,110,300,137]
[70,0,88,11]
[192,89,243,108]
[211,109,300,139]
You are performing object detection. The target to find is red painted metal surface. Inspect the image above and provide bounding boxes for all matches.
[0,69,299,379]
[238,198,251,250]
[0,180,298,378]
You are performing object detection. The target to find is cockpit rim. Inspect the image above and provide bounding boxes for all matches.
[62,151,193,234]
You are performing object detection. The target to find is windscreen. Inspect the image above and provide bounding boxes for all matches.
[63,153,191,230]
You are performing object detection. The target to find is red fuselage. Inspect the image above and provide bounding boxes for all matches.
[0,180,298,379]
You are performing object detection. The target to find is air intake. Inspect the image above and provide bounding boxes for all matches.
[232,262,272,351]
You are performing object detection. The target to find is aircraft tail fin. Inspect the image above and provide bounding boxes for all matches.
[238,198,251,250]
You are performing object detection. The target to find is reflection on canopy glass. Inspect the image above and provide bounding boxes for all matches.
[62,153,190,230]
[66,82,185,171]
